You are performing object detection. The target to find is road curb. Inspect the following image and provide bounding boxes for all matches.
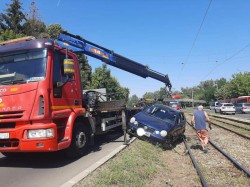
[60,137,136,187]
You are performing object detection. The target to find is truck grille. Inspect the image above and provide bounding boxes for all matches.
[0,111,23,119]
[0,139,19,148]
[0,122,15,129]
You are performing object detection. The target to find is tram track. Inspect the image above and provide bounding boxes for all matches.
[183,119,250,186]
[186,112,250,140]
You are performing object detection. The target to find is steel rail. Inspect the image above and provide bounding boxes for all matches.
[210,113,250,126]
[210,117,250,131]
[209,140,250,177]
[186,113,250,140]
[183,138,208,187]
[210,122,250,140]
[186,121,250,177]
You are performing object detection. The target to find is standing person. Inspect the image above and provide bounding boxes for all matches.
[191,105,212,153]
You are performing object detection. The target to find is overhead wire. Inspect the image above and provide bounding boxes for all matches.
[181,0,213,70]
[202,43,250,80]
[176,0,213,87]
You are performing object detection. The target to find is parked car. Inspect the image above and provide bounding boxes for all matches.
[215,103,235,115]
[235,103,250,113]
[210,101,219,110]
[169,102,181,110]
[127,104,186,148]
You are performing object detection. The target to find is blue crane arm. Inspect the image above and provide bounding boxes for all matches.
[55,32,172,91]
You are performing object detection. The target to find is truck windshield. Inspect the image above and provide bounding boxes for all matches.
[0,49,47,85]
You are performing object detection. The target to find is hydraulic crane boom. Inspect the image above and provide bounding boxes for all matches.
[55,32,172,91]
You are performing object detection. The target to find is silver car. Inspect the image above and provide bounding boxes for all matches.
[215,103,235,115]
[235,103,250,113]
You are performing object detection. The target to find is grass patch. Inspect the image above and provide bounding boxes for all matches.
[77,139,164,187]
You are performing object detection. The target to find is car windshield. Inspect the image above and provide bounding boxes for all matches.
[0,49,47,85]
[224,104,233,106]
[143,105,176,124]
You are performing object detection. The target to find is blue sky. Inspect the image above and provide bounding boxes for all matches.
[1,0,250,97]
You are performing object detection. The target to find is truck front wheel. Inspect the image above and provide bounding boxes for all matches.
[66,122,90,158]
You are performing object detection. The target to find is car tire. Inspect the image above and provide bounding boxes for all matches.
[220,110,223,114]
[215,109,217,113]
[65,122,90,158]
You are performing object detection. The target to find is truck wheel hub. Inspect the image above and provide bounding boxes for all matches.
[76,132,86,148]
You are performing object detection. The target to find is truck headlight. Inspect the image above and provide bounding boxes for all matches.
[27,128,54,139]
[160,130,168,137]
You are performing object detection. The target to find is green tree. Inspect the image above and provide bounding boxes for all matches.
[0,0,26,33]
[0,29,24,41]
[215,83,231,100]
[45,24,64,40]
[228,72,250,97]
[128,94,139,107]
[91,64,129,100]
[22,0,46,38]
[78,54,92,90]
[197,80,216,103]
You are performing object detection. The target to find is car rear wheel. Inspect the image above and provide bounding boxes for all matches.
[220,110,223,114]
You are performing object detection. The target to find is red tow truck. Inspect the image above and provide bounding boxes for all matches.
[0,32,172,158]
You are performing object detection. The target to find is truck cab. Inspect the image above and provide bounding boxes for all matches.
[0,38,85,155]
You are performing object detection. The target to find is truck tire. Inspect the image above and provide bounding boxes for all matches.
[65,122,90,158]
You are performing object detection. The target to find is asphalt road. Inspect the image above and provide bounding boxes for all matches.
[0,129,127,187]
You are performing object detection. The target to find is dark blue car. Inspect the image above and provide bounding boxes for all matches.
[127,104,186,148]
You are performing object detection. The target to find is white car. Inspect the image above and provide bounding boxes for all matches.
[235,103,250,113]
[215,103,235,115]
[210,101,219,110]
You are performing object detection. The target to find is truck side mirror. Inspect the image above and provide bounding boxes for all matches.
[63,59,75,76]
[56,59,75,88]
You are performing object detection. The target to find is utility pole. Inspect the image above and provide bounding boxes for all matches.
[192,88,194,108]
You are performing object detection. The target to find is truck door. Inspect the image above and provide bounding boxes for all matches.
[51,51,81,112]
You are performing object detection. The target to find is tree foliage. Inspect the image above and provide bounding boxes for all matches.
[45,24,64,40]
[22,1,46,38]
[0,29,24,41]
[78,54,92,90]
[0,0,26,33]
[229,72,250,97]
[91,64,129,101]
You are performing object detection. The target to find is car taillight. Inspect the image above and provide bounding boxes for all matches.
[222,107,225,109]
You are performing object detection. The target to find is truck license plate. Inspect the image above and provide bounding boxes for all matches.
[0,132,9,139]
